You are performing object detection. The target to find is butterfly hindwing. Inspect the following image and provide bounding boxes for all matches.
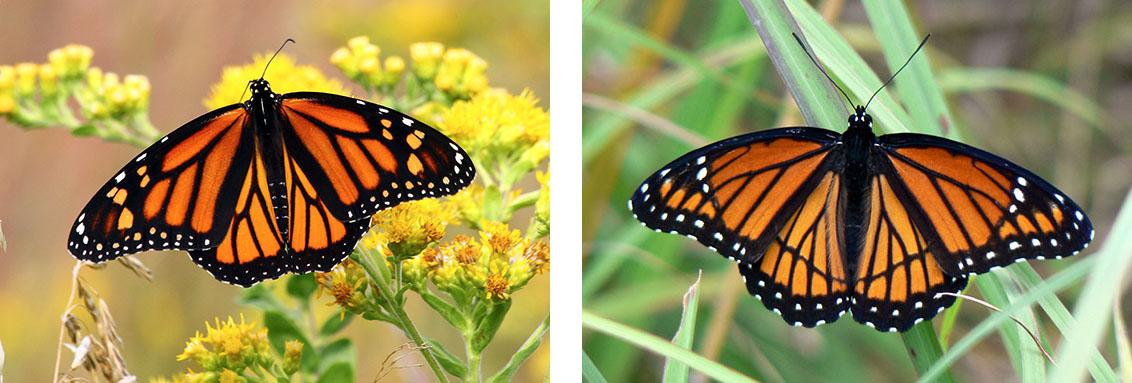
[878,133,1093,277]
[851,173,967,332]
[68,105,254,262]
[629,127,841,265]
[742,170,851,327]
[278,93,475,222]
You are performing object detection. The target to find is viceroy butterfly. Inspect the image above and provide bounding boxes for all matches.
[67,42,475,287]
[629,36,1093,332]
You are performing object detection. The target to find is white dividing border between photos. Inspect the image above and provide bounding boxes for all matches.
[549,0,581,380]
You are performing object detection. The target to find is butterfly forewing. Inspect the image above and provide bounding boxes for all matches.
[629,127,841,264]
[877,133,1093,277]
[279,93,476,222]
[68,105,253,262]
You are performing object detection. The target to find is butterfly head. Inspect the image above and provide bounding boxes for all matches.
[848,105,872,130]
[249,79,273,96]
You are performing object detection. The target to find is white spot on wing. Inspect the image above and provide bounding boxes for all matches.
[115,172,126,183]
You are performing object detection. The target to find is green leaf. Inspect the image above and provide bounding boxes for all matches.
[420,291,466,329]
[582,311,755,383]
[319,312,354,337]
[318,338,356,372]
[488,316,549,383]
[472,300,512,353]
[662,272,701,383]
[582,350,608,383]
[316,362,355,383]
[426,338,467,377]
[71,125,99,137]
[286,274,318,302]
[1049,189,1132,382]
[238,284,288,314]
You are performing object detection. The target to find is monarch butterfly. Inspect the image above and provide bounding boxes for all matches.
[67,41,475,287]
[629,36,1093,332]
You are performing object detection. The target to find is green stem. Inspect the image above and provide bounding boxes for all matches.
[464,330,483,383]
[356,250,451,383]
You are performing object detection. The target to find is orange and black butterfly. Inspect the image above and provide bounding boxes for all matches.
[629,37,1093,332]
[67,47,474,287]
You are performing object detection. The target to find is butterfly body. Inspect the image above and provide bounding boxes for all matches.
[69,78,474,287]
[630,106,1092,332]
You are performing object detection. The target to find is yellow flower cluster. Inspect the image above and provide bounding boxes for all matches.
[204,53,348,110]
[331,36,406,92]
[330,37,489,103]
[82,69,151,119]
[315,258,370,314]
[440,89,549,187]
[402,222,549,301]
[371,198,454,259]
[174,315,296,377]
[0,44,151,120]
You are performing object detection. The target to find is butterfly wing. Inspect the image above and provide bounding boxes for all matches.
[745,169,852,327]
[278,93,475,221]
[877,133,1093,276]
[850,172,967,332]
[68,105,254,262]
[630,128,854,326]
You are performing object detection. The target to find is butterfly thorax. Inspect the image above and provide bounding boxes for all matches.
[247,79,292,248]
[841,108,877,271]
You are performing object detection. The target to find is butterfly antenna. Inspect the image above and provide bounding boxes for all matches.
[864,34,930,110]
[260,38,296,80]
[792,33,854,109]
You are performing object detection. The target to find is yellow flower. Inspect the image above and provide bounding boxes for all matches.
[14,63,37,96]
[434,48,488,99]
[439,89,549,186]
[410,42,445,80]
[481,221,522,259]
[316,259,369,314]
[524,239,549,275]
[47,44,93,80]
[484,272,510,300]
[218,369,245,383]
[38,64,58,96]
[204,53,348,109]
[176,314,273,372]
[372,198,453,258]
[283,340,303,375]
[330,36,406,92]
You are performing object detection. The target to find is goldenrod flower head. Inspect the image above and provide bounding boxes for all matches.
[480,221,522,259]
[373,198,453,259]
[218,369,244,383]
[14,62,38,96]
[282,340,303,375]
[434,48,488,100]
[38,64,58,96]
[47,44,93,79]
[176,314,273,371]
[484,271,510,300]
[0,66,15,91]
[439,89,549,185]
[330,36,405,91]
[316,259,369,313]
[410,42,445,80]
[204,53,348,109]
[524,238,550,275]
[0,95,16,115]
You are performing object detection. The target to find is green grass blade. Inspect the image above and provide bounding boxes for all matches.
[918,256,1098,382]
[1115,293,1132,382]
[784,0,913,133]
[900,325,955,383]
[736,0,845,129]
[861,0,956,138]
[1011,264,1117,381]
[663,272,702,382]
[487,316,548,383]
[582,0,600,17]
[583,350,609,383]
[936,68,1106,131]
[582,311,758,383]
[1049,188,1132,382]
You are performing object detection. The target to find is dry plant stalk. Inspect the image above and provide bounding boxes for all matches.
[53,261,139,383]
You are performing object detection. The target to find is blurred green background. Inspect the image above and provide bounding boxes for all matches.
[583,0,1132,381]
[0,1,547,381]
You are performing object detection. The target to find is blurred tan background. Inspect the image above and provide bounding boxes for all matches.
[0,1,548,381]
